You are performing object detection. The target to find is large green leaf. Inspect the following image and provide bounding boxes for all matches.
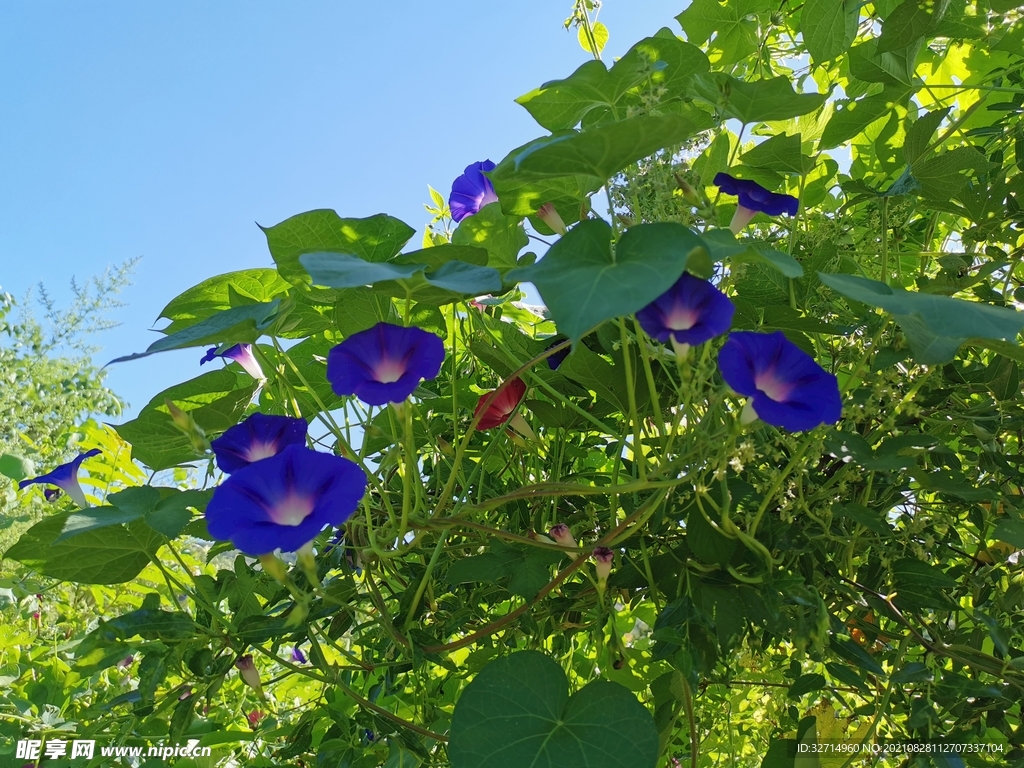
[451,204,528,269]
[157,269,291,334]
[819,273,1024,363]
[449,651,658,768]
[849,40,919,86]
[689,74,827,124]
[0,453,34,481]
[447,539,563,600]
[108,300,282,364]
[115,370,257,470]
[910,146,989,200]
[877,0,950,53]
[677,0,772,67]
[740,133,814,175]
[508,220,702,341]
[801,0,859,61]
[818,94,893,150]
[510,109,714,182]
[5,512,163,584]
[516,60,618,132]
[261,209,415,284]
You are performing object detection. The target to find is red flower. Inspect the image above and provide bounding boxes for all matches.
[474,378,527,429]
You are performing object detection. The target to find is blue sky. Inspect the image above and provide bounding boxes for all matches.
[0,1,684,420]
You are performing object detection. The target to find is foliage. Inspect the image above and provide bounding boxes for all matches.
[4,1,1024,767]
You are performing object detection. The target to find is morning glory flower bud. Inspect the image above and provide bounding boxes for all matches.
[210,413,308,474]
[235,655,265,700]
[636,272,734,360]
[718,331,842,432]
[201,343,265,381]
[165,400,209,452]
[327,322,445,407]
[449,160,498,223]
[593,546,614,589]
[537,203,567,235]
[673,173,701,206]
[205,445,367,555]
[714,172,798,233]
[548,524,577,548]
[18,449,101,509]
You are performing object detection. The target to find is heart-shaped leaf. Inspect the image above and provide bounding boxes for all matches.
[508,220,702,341]
[449,651,658,768]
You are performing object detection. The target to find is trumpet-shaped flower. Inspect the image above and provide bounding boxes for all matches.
[549,524,577,548]
[537,203,567,235]
[636,272,734,353]
[18,449,101,509]
[449,160,498,222]
[210,413,308,474]
[205,445,367,555]
[327,322,444,406]
[718,331,841,432]
[201,343,265,380]
[714,173,798,233]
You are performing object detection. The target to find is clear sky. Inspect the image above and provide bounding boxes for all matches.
[0,1,685,421]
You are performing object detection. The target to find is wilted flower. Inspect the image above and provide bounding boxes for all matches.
[449,160,498,222]
[537,203,567,235]
[636,272,734,358]
[235,655,264,700]
[43,488,61,503]
[718,331,841,432]
[210,413,308,474]
[19,449,101,509]
[327,322,444,406]
[117,655,135,669]
[714,172,798,233]
[201,343,265,380]
[291,647,307,664]
[205,445,367,555]
[549,524,577,548]
[474,378,531,436]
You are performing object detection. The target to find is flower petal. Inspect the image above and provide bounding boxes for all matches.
[449,161,498,223]
[714,172,798,218]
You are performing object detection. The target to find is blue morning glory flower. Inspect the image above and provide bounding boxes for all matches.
[449,160,498,223]
[210,413,308,474]
[19,449,101,509]
[546,337,570,370]
[714,172,799,233]
[201,343,265,380]
[291,647,307,664]
[718,331,841,432]
[636,272,735,354]
[205,444,367,555]
[327,322,445,406]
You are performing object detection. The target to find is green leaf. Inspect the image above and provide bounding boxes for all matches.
[508,220,702,341]
[830,637,885,676]
[818,273,1024,363]
[510,109,714,182]
[877,0,950,53]
[383,741,422,768]
[891,557,957,610]
[987,355,1020,401]
[5,513,163,584]
[993,518,1024,549]
[578,21,609,56]
[677,0,772,67]
[0,453,34,481]
[801,0,859,61]
[108,300,282,364]
[333,289,398,335]
[819,95,892,150]
[449,651,659,768]
[910,146,989,199]
[788,673,826,699]
[57,505,146,544]
[849,40,919,85]
[451,204,528,270]
[261,209,415,285]
[146,489,211,539]
[689,74,828,124]
[516,60,615,132]
[157,269,292,334]
[447,539,562,600]
[741,133,814,175]
[903,107,950,165]
[686,503,737,566]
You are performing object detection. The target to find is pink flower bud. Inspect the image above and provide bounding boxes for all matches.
[548,524,577,548]
[236,654,265,700]
[247,710,264,727]
[537,203,567,235]
[593,546,614,584]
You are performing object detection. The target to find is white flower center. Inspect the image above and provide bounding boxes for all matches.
[270,494,314,526]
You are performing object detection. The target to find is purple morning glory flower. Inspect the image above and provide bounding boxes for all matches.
[718,331,841,432]
[19,449,101,509]
[327,322,444,406]
[714,172,799,233]
[210,413,308,474]
[449,160,498,223]
[546,337,570,370]
[205,444,367,555]
[291,647,307,664]
[201,343,265,380]
[636,272,735,353]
